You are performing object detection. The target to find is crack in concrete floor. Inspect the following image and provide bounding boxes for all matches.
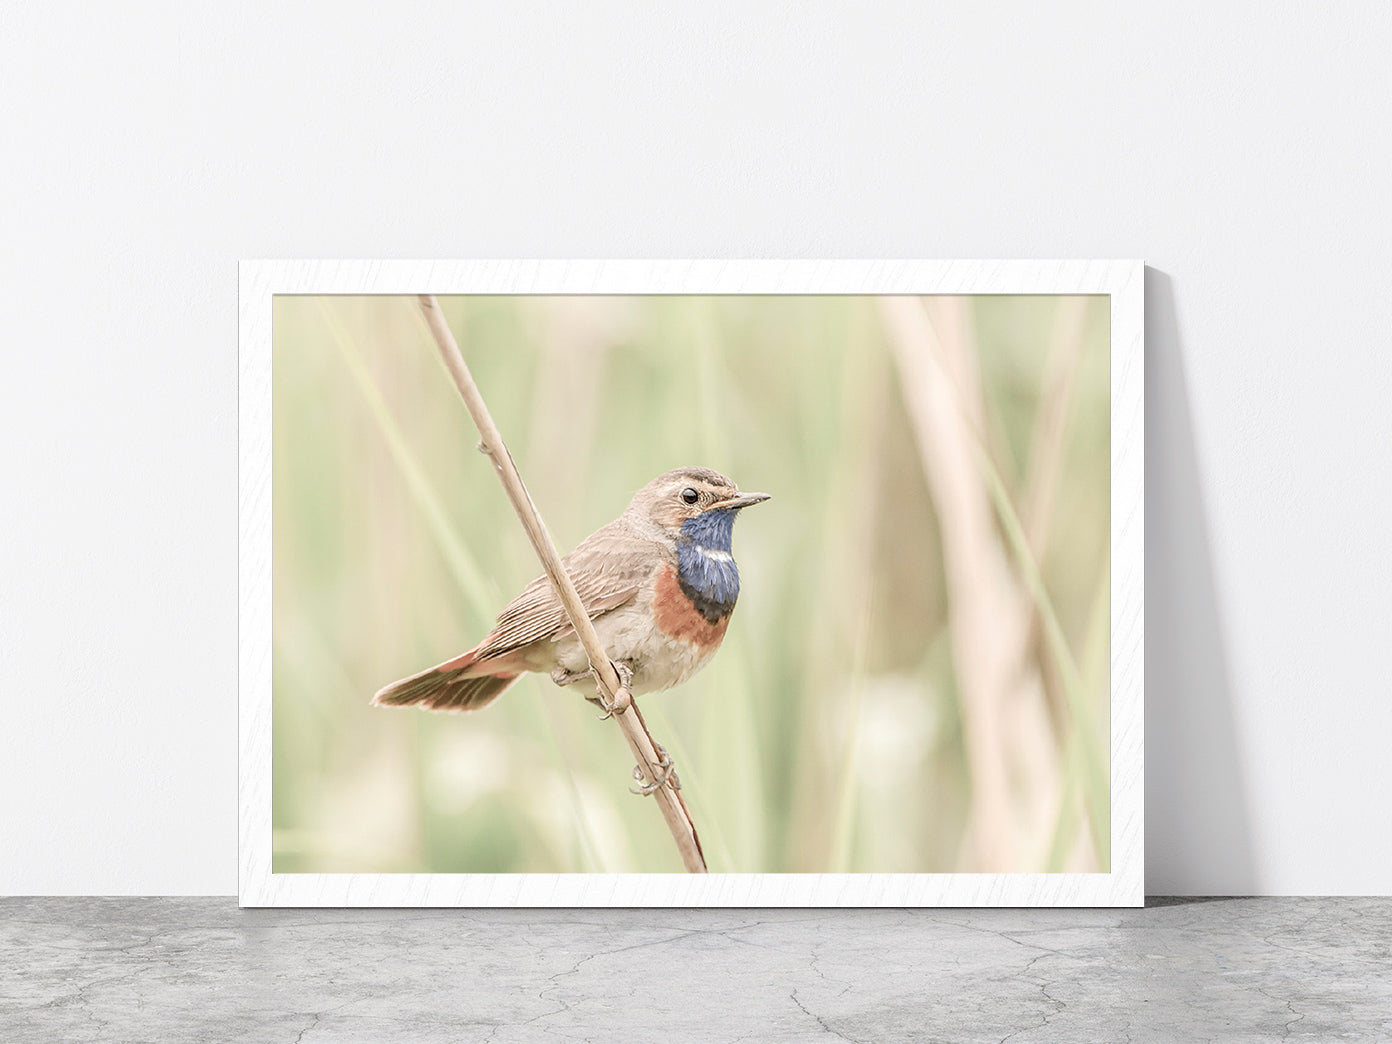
[2,897,1390,1042]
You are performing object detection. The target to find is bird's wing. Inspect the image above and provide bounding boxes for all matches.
[474,521,661,659]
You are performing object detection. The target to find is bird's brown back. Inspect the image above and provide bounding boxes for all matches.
[473,513,670,660]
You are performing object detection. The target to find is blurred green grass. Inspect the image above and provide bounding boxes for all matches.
[271,293,1110,874]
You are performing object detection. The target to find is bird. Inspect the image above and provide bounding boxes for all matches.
[373,466,769,714]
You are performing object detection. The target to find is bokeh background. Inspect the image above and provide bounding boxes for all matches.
[272,294,1109,874]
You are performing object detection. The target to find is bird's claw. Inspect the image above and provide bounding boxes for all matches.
[594,661,634,720]
[630,743,680,796]
[613,660,634,692]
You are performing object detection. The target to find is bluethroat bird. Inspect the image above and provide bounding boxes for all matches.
[373,467,770,713]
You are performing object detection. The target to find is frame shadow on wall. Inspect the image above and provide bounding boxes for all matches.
[1144,267,1257,894]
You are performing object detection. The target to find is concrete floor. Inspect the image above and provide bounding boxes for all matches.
[1,897,1388,1042]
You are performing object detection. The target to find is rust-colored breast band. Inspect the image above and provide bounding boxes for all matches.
[652,563,731,649]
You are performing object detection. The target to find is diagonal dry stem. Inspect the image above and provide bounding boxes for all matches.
[415,295,707,873]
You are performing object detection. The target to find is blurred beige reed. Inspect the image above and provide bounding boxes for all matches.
[880,297,1107,872]
[271,293,1110,874]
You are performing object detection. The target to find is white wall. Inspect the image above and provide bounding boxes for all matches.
[2,3,1388,896]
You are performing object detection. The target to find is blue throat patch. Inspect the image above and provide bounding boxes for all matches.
[676,509,742,622]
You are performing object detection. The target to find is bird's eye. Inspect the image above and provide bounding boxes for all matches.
[681,487,699,505]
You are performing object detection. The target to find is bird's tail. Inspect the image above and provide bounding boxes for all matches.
[372,649,522,713]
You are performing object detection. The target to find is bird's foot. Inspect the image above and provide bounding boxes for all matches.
[593,660,634,720]
[552,665,588,687]
[630,742,681,796]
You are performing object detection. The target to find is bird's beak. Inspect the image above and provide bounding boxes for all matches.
[718,491,771,511]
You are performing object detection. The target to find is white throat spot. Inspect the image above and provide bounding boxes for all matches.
[697,547,733,563]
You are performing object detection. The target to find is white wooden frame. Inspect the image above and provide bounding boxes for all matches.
[239,260,1143,906]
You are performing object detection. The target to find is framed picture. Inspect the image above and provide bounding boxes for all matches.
[239,260,1143,905]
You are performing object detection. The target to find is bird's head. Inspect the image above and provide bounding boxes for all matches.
[629,466,770,546]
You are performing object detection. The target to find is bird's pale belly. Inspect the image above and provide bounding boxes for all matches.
[545,570,730,697]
